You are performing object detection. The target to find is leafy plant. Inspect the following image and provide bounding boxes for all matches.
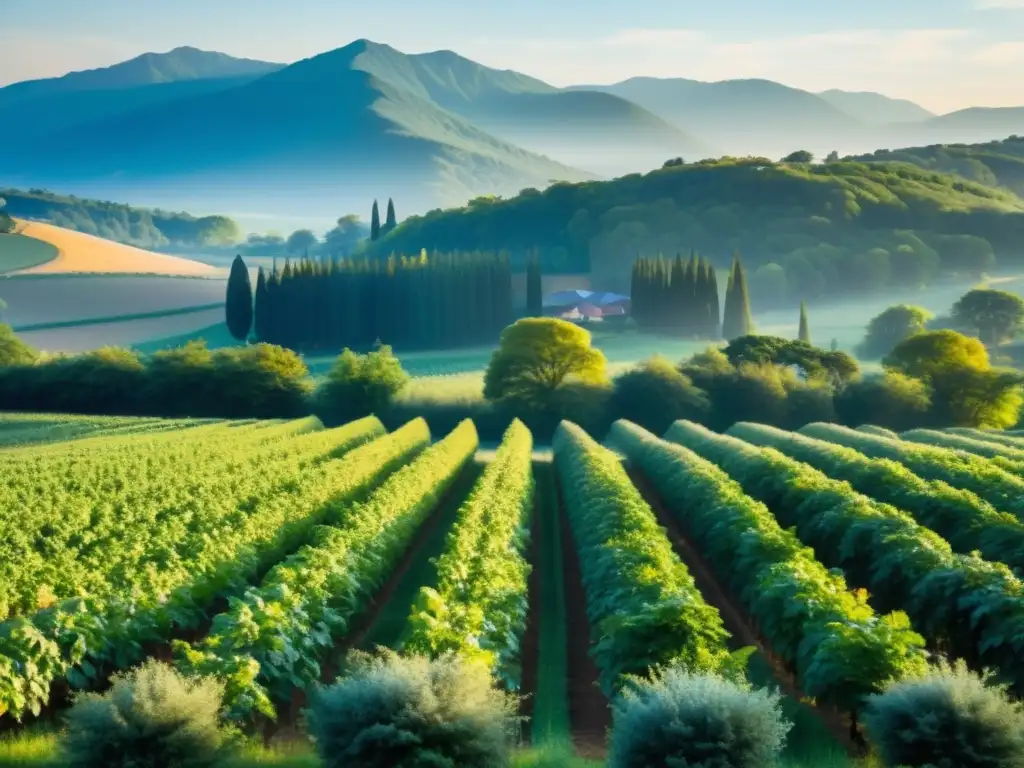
[405,419,535,689]
[176,420,479,722]
[609,420,927,715]
[728,422,1024,572]
[61,659,237,768]
[552,421,738,696]
[608,666,791,768]
[307,649,518,768]
[863,659,1024,767]
[669,420,1024,698]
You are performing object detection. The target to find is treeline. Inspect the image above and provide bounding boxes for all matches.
[630,253,720,336]
[244,251,513,352]
[630,253,755,340]
[0,322,1020,440]
[0,188,241,249]
[365,157,1024,305]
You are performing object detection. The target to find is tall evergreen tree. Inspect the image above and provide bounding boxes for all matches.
[526,251,543,317]
[370,200,381,241]
[798,300,811,344]
[722,252,754,340]
[705,259,721,339]
[253,267,269,341]
[384,198,397,234]
[225,254,253,342]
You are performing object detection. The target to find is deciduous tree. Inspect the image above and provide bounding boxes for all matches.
[484,318,608,408]
[951,288,1024,346]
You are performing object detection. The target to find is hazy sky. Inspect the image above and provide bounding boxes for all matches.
[3,0,1023,113]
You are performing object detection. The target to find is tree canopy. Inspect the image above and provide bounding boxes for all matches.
[951,288,1024,346]
[0,323,37,366]
[286,229,318,255]
[484,318,608,407]
[856,305,933,360]
[365,158,1024,305]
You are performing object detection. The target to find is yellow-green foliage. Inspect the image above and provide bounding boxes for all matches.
[406,419,535,689]
[669,420,1024,698]
[0,416,408,721]
[552,420,733,696]
[609,420,927,713]
[176,420,479,721]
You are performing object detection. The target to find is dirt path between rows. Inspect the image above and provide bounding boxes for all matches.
[555,469,612,759]
[628,469,862,756]
[265,461,480,741]
[518,476,542,746]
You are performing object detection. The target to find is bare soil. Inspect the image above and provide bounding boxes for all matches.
[555,471,612,759]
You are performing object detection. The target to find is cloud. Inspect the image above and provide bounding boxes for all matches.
[973,41,1024,63]
[603,28,704,46]
[974,0,1024,8]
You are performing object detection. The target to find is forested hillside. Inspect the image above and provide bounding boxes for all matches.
[0,188,242,249]
[855,136,1024,197]
[370,156,1024,303]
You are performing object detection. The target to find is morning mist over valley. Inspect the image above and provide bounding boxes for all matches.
[3,2,1024,767]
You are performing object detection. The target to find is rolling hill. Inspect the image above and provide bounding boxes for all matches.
[567,77,863,158]
[367,157,1024,304]
[7,219,220,276]
[0,42,598,218]
[816,89,935,125]
[853,136,1024,197]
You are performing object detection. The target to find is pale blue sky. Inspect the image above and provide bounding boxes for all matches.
[3,0,1023,112]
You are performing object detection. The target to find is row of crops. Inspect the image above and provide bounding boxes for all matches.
[2,411,1024,764]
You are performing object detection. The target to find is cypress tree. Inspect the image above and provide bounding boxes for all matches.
[384,198,397,234]
[798,300,811,344]
[705,259,721,339]
[253,266,268,341]
[370,200,381,241]
[670,254,687,333]
[526,250,543,317]
[225,254,253,343]
[722,251,754,340]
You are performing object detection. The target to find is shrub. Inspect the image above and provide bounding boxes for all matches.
[608,667,791,768]
[61,660,234,768]
[0,323,37,366]
[315,345,410,424]
[308,650,519,768]
[610,356,710,434]
[863,659,1024,768]
[835,371,932,431]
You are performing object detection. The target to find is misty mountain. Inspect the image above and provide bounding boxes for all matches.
[0,41,591,218]
[359,48,714,176]
[816,89,935,125]
[0,47,282,108]
[567,76,862,159]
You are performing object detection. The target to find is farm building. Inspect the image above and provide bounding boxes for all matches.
[543,289,630,321]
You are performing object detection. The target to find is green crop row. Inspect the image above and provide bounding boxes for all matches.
[0,417,366,616]
[405,418,535,689]
[667,420,1024,695]
[609,420,927,714]
[551,420,733,698]
[801,423,1024,520]
[901,428,1024,475]
[175,419,480,722]
[946,427,1024,451]
[729,422,1024,572]
[0,417,423,721]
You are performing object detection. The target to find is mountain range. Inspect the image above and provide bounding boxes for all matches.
[1,41,1022,224]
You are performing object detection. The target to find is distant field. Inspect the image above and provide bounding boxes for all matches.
[20,307,224,353]
[12,219,221,276]
[0,275,228,327]
[0,233,59,274]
